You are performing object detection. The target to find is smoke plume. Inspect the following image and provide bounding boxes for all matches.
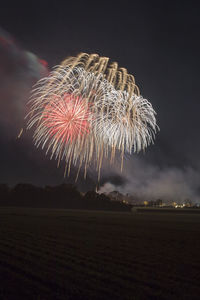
[99,157,200,204]
[0,28,48,138]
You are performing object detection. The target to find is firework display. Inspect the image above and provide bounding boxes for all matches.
[27,53,158,179]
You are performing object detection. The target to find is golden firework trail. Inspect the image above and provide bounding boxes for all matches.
[17,128,23,139]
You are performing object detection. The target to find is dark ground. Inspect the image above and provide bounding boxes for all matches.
[0,208,200,300]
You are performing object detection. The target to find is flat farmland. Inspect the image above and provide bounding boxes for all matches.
[0,208,200,299]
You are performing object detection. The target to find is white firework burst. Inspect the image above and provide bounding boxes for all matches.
[26,62,158,179]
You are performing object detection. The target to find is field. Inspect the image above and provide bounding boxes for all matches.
[0,208,200,299]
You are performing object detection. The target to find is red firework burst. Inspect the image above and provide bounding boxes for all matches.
[41,93,91,144]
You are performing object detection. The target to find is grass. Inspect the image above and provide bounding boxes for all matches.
[0,207,200,299]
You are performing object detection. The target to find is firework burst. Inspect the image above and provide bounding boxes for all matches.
[40,93,91,143]
[26,53,159,180]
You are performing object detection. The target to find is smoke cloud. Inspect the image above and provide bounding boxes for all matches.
[99,157,200,204]
[0,28,48,138]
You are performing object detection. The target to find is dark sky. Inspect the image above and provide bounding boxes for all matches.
[0,0,199,202]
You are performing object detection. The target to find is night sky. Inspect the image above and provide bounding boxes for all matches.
[0,0,199,202]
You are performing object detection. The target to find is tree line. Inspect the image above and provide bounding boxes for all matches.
[0,183,131,211]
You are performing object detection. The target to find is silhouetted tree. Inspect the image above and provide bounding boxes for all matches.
[0,184,10,203]
[0,183,131,211]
